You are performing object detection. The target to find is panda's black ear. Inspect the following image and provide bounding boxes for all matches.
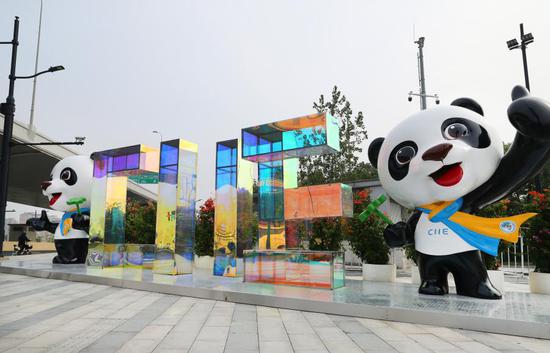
[511,85,530,101]
[368,137,385,169]
[451,98,484,116]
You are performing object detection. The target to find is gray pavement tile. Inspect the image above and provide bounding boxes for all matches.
[259,340,294,353]
[333,319,371,334]
[0,286,117,337]
[229,321,257,334]
[0,282,72,302]
[79,332,136,353]
[189,340,225,353]
[385,339,433,353]
[407,333,460,351]
[0,280,17,286]
[348,333,397,352]
[232,311,256,322]
[113,295,179,333]
[225,333,258,350]
[452,340,501,353]
[234,304,256,312]
[460,330,527,351]
[288,333,327,351]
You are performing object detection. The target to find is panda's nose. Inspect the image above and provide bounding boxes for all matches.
[41,181,51,191]
[422,143,453,161]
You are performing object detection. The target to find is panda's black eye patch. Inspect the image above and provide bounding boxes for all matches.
[444,123,469,139]
[441,118,490,148]
[60,167,77,186]
[395,146,416,165]
[389,141,418,181]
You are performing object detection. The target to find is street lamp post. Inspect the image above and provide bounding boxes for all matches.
[0,17,65,256]
[408,37,440,110]
[507,23,540,191]
[152,130,163,142]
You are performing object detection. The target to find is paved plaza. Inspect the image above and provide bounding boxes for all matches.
[0,273,549,353]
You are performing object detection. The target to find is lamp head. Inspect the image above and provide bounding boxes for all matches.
[48,65,65,72]
[522,32,534,45]
[507,39,519,50]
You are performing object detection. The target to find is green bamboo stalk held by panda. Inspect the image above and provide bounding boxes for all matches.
[358,194,394,225]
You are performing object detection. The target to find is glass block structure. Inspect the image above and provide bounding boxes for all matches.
[241,112,340,251]
[213,139,254,277]
[88,141,198,274]
[213,112,353,286]
[243,250,345,289]
[241,112,340,162]
[154,139,198,275]
[88,145,159,267]
[284,183,353,220]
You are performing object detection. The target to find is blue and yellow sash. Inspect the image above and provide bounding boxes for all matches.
[60,208,90,236]
[417,198,536,256]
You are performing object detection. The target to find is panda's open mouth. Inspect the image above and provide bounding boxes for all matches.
[49,193,62,206]
[429,163,463,187]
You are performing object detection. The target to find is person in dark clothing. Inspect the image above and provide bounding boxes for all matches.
[17,232,31,253]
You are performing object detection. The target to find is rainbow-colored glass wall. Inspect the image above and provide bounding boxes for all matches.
[154,139,198,275]
[240,112,341,250]
[88,141,198,273]
[88,145,159,267]
[243,250,345,289]
[213,139,254,276]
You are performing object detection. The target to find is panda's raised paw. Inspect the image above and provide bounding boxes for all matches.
[507,85,550,140]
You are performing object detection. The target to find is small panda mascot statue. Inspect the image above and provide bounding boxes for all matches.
[368,86,550,299]
[27,156,93,264]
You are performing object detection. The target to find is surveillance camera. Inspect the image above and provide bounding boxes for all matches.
[408,97,412,102]
[435,100,440,105]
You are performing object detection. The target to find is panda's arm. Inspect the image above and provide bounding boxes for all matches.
[26,210,59,234]
[383,210,421,248]
[462,86,550,212]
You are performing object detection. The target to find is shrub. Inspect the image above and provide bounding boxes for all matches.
[525,190,550,273]
[346,190,389,264]
[195,198,215,257]
[125,199,156,244]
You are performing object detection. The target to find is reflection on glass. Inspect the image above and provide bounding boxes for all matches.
[241,112,339,162]
[214,139,255,277]
[154,139,198,275]
[284,183,354,220]
[243,249,345,289]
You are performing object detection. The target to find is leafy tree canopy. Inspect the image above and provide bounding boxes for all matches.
[299,86,377,186]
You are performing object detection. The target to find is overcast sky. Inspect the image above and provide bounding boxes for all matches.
[2,0,550,210]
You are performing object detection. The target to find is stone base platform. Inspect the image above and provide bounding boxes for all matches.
[1,253,549,339]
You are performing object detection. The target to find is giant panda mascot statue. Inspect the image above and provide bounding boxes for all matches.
[27,156,93,264]
[368,86,550,299]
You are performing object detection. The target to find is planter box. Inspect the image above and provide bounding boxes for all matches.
[194,255,214,270]
[411,265,421,285]
[487,270,504,293]
[530,271,550,295]
[363,263,396,282]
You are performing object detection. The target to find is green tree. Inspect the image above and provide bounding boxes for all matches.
[299,86,377,251]
[346,191,388,264]
[299,86,376,186]
[195,198,215,256]
[125,199,156,244]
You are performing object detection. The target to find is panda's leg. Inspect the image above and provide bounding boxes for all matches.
[53,239,89,264]
[417,252,449,295]
[448,250,501,300]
